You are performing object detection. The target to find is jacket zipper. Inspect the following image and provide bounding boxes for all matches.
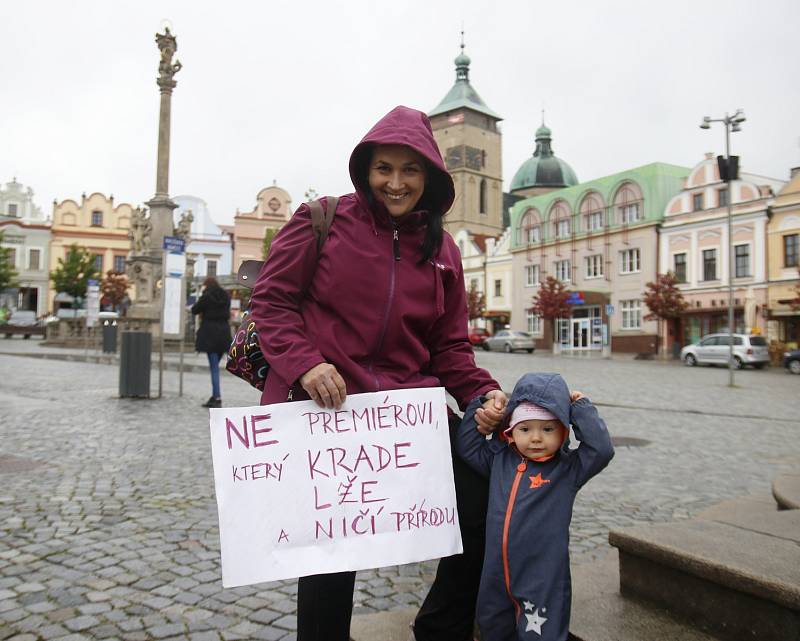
[367,222,399,390]
[502,458,527,621]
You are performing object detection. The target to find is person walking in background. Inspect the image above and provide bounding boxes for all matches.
[248,105,508,641]
[191,277,231,408]
[456,372,614,641]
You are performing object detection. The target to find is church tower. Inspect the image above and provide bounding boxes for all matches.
[428,40,503,237]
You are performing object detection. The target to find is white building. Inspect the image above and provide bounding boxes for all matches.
[173,195,233,279]
[0,178,51,315]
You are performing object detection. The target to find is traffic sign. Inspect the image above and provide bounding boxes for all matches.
[163,236,185,253]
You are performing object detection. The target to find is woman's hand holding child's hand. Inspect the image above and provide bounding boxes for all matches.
[475,389,508,435]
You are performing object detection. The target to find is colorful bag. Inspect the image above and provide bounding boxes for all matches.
[225,197,338,390]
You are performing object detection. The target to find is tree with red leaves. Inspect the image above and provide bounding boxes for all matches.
[467,282,485,322]
[100,270,130,313]
[643,271,688,357]
[531,276,572,345]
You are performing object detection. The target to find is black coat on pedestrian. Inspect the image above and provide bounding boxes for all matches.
[191,285,232,356]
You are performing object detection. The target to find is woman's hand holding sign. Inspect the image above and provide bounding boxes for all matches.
[301,362,348,409]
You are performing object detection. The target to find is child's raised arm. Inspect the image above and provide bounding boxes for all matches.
[569,396,614,488]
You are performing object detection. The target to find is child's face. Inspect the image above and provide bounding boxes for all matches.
[510,419,564,460]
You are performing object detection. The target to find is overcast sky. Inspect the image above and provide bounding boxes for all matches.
[2,0,798,226]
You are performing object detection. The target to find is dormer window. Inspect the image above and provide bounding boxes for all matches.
[7,203,18,217]
[91,211,103,227]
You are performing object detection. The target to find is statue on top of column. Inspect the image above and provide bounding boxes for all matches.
[156,27,182,85]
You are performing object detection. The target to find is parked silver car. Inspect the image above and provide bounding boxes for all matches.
[680,333,769,369]
[482,330,535,353]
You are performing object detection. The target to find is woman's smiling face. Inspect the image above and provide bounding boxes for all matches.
[368,144,426,217]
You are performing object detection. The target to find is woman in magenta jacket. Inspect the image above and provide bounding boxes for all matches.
[249,105,507,641]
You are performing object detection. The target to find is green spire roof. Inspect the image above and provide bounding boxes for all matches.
[510,121,578,191]
[429,44,501,120]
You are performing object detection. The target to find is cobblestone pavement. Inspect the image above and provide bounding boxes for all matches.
[1,343,798,640]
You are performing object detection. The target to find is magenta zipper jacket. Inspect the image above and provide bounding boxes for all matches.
[248,105,498,408]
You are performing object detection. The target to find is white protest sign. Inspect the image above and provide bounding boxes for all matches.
[209,387,461,588]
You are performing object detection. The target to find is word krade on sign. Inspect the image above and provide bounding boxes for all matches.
[208,387,461,587]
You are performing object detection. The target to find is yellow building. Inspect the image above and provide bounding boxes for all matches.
[232,185,292,273]
[767,167,800,347]
[49,192,135,311]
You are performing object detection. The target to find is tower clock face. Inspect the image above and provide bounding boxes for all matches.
[445,145,464,170]
[465,146,483,170]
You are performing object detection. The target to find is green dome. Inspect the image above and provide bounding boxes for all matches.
[510,124,577,191]
[455,51,471,67]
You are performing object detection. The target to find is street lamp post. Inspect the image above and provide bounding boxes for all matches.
[700,109,745,387]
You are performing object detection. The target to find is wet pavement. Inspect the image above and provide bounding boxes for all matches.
[1,338,798,640]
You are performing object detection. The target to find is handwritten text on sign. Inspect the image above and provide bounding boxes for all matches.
[209,387,461,587]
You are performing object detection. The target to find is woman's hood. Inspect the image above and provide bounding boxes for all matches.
[348,105,455,216]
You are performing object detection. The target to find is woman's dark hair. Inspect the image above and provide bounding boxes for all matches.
[419,212,443,264]
[202,276,220,289]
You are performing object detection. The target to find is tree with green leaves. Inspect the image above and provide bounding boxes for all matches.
[262,227,278,260]
[0,231,19,293]
[643,271,689,358]
[50,244,100,307]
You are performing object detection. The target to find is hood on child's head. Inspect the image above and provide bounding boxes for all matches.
[500,373,572,448]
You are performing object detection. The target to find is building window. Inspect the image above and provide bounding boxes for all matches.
[620,248,640,274]
[718,188,729,207]
[6,247,16,267]
[28,249,41,271]
[621,203,641,224]
[734,245,750,278]
[7,203,18,217]
[674,252,687,283]
[207,260,218,277]
[526,310,543,335]
[702,248,717,281]
[692,193,704,211]
[585,254,604,278]
[527,224,541,243]
[555,219,570,238]
[586,211,603,231]
[494,279,502,297]
[113,255,126,273]
[91,211,103,227]
[525,264,540,287]
[479,179,487,215]
[785,234,799,268]
[621,299,642,329]
[93,254,103,273]
[470,278,479,291]
[555,259,571,283]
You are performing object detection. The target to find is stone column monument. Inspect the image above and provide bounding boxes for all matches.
[125,27,183,325]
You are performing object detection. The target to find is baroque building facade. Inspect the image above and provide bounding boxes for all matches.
[510,163,690,354]
[173,195,232,280]
[0,178,51,315]
[49,193,136,311]
[232,185,292,273]
[659,154,784,346]
[765,167,800,347]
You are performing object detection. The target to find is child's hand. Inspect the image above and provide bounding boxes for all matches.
[570,390,585,402]
[475,389,507,435]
